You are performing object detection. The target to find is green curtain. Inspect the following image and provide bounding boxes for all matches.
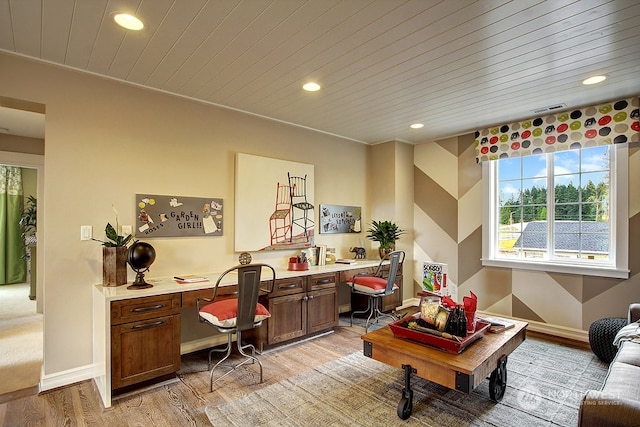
[0,166,26,285]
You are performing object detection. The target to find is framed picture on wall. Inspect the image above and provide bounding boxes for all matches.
[319,204,361,234]
[235,153,314,252]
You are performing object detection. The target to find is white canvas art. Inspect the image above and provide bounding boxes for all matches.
[235,153,314,252]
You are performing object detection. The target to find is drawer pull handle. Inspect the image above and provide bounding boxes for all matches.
[315,278,333,285]
[279,284,299,289]
[131,304,164,312]
[131,320,164,329]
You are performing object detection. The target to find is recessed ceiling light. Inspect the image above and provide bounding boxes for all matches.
[302,82,321,92]
[113,13,144,31]
[582,75,606,85]
[410,123,424,129]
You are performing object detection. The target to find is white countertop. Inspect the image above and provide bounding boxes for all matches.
[94,259,382,302]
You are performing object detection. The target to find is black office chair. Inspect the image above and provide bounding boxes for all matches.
[348,250,405,332]
[197,263,276,391]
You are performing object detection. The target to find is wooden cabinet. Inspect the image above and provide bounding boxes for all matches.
[341,263,403,313]
[307,273,339,333]
[110,294,181,390]
[264,272,338,347]
[267,276,306,345]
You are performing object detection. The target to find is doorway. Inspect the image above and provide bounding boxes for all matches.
[0,100,45,397]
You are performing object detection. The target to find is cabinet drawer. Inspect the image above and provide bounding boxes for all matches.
[271,276,305,297]
[308,272,337,291]
[111,313,181,390]
[111,294,181,325]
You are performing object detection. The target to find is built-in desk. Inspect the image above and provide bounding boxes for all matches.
[92,260,384,408]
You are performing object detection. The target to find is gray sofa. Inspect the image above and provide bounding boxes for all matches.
[578,303,640,426]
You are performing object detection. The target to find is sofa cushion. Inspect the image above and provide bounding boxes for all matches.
[614,341,640,367]
[601,359,640,402]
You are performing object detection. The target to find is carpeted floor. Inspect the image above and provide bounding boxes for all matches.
[206,336,608,426]
[0,282,42,395]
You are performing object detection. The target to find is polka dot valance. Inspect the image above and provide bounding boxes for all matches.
[475,97,640,163]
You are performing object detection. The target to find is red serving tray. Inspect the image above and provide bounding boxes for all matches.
[389,313,490,354]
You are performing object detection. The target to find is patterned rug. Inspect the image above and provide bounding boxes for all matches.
[205,336,608,426]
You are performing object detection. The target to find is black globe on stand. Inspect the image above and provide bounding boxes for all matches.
[127,241,156,290]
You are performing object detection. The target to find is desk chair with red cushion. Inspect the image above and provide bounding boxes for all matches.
[348,250,405,332]
[197,263,276,391]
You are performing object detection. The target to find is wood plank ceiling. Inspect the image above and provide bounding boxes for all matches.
[0,0,639,144]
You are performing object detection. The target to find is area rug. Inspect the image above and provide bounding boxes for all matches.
[205,336,608,426]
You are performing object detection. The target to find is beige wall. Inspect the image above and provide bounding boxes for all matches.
[370,141,414,302]
[413,134,640,338]
[0,134,44,155]
[0,53,375,379]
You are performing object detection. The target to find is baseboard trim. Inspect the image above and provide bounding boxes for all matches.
[524,319,589,342]
[479,312,589,343]
[40,364,95,392]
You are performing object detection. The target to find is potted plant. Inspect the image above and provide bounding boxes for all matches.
[94,210,133,286]
[20,195,37,299]
[366,220,405,258]
[20,195,37,245]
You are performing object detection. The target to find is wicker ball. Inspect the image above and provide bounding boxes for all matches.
[588,317,627,363]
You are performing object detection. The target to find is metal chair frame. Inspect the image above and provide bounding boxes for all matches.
[269,182,293,245]
[197,263,275,391]
[288,173,314,242]
[349,250,405,332]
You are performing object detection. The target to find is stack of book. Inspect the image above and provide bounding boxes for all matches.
[316,245,327,266]
[480,316,515,333]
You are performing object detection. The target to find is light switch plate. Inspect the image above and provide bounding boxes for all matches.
[121,225,132,236]
[80,225,93,241]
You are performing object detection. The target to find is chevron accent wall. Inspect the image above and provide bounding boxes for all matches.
[414,134,640,334]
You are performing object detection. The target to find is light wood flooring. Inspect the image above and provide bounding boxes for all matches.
[0,313,591,427]
[0,324,365,427]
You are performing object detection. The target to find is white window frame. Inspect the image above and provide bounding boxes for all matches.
[481,144,629,279]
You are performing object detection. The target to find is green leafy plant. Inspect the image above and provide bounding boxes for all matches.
[93,207,133,247]
[20,195,37,241]
[366,220,405,250]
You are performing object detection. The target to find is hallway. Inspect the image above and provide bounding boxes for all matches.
[0,282,42,399]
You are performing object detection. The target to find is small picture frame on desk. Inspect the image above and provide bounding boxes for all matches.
[434,306,451,331]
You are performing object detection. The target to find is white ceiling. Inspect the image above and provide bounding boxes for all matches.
[1,0,639,144]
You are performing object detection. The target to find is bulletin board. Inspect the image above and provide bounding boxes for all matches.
[135,194,223,238]
[319,204,361,234]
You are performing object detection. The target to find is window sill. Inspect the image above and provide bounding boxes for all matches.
[481,258,629,279]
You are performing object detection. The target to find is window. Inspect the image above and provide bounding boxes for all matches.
[482,144,628,278]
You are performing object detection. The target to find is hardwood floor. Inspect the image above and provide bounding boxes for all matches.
[0,313,593,427]
[0,325,364,427]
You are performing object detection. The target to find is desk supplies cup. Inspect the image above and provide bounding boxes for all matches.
[288,254,309,271]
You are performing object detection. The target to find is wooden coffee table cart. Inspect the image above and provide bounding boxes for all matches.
[361,316,528,419]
